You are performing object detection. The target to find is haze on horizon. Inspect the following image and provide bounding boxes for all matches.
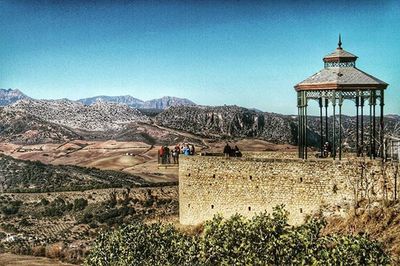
[0,0,399,115]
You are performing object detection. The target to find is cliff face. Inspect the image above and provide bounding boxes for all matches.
[155,105,400,147]
[155,105,297,143]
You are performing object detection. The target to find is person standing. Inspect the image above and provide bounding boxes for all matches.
[159,146,164,164]
[174,145,180,164]
[190,144,195,155]
[165,146,170,164]
[223,143,232,158]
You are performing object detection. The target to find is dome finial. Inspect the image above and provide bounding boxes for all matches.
[338,33,342,49]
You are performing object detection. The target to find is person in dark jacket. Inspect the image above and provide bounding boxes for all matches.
[223,143,232,157]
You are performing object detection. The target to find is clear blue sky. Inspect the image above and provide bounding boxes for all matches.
[1,0,399,115]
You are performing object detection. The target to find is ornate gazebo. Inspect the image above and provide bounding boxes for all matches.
[294,36,388,160]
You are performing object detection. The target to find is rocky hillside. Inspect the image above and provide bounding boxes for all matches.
[155,105,400,148]
[78,95,195,109]
[0,89,30,106]
[1,93,399,148]
[5,99,149,131]
[155,105,296,143]
[0,108,81,144]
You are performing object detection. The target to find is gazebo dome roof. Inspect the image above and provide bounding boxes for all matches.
[323,48,358,62]
[294,67,388,91]
[294,36,388,91]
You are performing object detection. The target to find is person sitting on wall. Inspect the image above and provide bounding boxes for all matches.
[233,145,242,157]
[183,144,190,156]
[223,143,232,158]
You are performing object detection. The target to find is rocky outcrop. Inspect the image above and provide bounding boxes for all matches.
[155,105,400,147]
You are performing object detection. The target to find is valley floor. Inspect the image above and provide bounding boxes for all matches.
[0,138,296,264]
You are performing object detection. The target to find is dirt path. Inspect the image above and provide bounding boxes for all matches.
[0,253,77,266]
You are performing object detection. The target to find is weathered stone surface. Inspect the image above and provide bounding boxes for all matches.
[179,154,399,225]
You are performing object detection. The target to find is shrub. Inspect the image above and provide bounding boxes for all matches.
[85,222,199,266]
[85,206,390,266]
[73,198,88,211]
[40,198,50,206]
[1,200,23,215]
[45,243,64,259]
[32,245,46,257]
[43,197,70,217]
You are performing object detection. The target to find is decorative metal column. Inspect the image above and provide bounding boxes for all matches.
[332,93,336,159]
[338,93,343,160]
[304,96,308,159]
[325,98,329,146]
[319,98,323,157]
[297,92,302,159]
[360,96,364,157]
[380,89,385,159]
[356,92,360,156]
[369,91,373,159]
[372,91,377,159]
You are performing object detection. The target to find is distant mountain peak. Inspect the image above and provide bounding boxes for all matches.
[77,94,195,109]
[78,95,144,108]
[0,88,30,106]
[142,96,196,109]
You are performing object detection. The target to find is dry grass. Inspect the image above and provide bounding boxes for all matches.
[323,200,400,264]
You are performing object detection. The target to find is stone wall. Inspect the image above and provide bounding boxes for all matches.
[242,151,297,159]
[179,154,399,225]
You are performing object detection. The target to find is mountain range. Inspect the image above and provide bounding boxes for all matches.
[0,88,399,147]
[0,88,195,109]
[6,99,149,131]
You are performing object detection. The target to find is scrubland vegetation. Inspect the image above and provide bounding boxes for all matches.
[85,206,390,266]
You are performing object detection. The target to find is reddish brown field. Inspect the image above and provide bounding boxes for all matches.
[0,139,296,184]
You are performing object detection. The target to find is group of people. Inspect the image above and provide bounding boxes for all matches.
[158,143,196,164]
[223,143,242,157]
